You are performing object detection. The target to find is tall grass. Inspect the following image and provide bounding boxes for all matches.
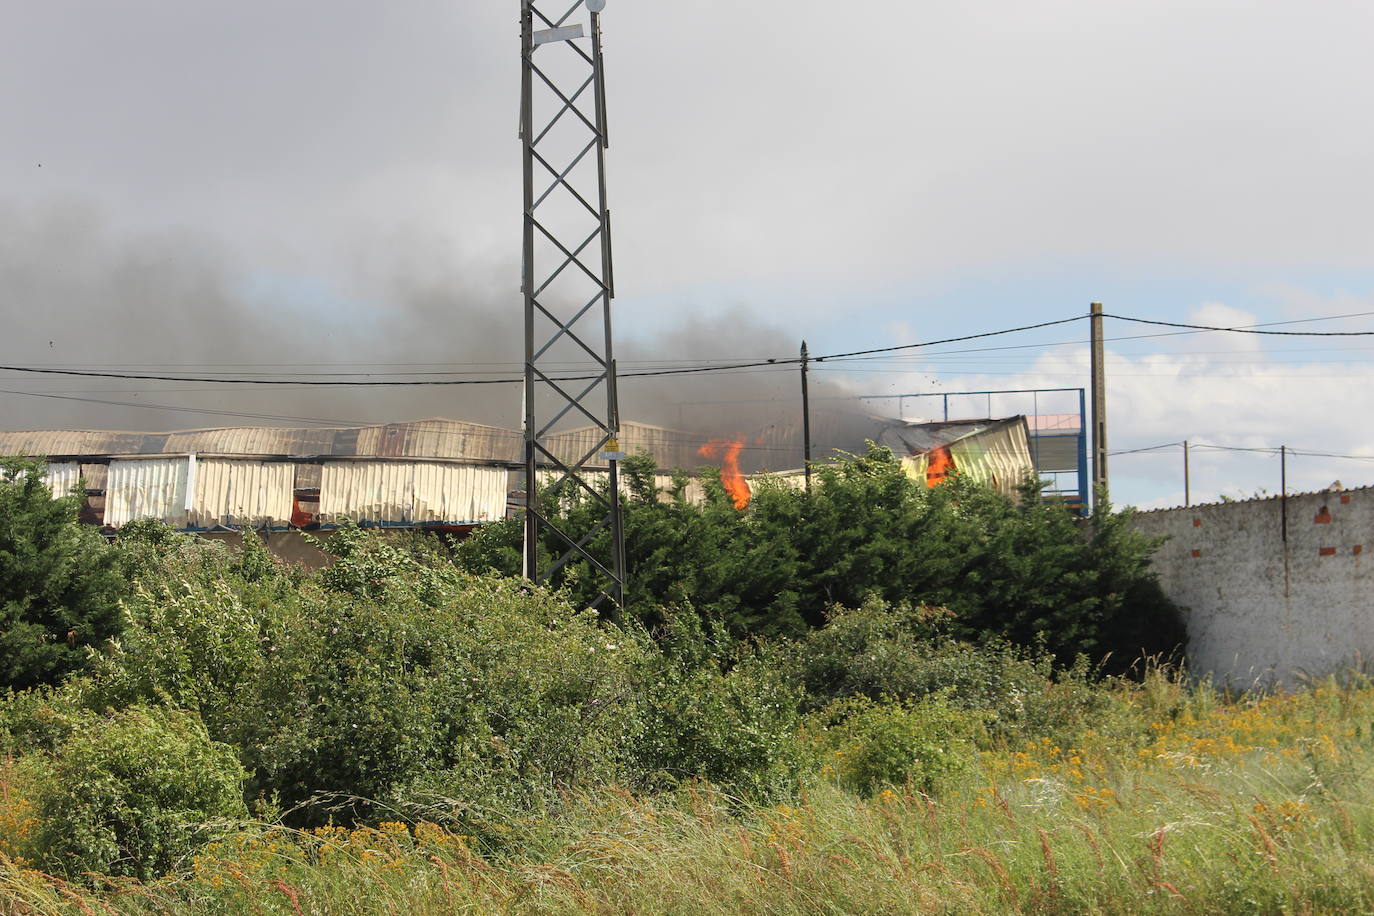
[5,674,1374,914]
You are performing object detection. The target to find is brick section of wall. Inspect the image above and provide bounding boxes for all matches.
[1130,487,1374,685]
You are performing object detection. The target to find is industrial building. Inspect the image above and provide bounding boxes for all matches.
[1,412,1041,535]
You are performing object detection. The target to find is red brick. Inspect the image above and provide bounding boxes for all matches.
[1341,494,1352,504]
[1190,549,1201,558]
[1193,518,1202,527]
[1355,545,1364,556]
[1319,546,1337,557]
[1314,507,1333,524]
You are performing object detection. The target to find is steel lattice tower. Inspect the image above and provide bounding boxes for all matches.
[519,0,625,610]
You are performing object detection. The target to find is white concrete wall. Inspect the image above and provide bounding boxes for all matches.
[1130,486,1374,685]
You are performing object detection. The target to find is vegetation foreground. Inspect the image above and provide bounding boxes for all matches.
[5,675,1374,914]
[2,454,1371,913]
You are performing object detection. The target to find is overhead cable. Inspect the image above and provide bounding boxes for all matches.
[1103,314,1374,337]
[0,315,1089,387]
[2,308,1371,389]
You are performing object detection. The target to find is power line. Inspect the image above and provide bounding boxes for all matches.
[1111,440,1374,462]
[810,316,1087,361]
[1108,442,1184,456]
[2,308,1371,391]
[1104,313,1374,337]
[0,316,1090,387]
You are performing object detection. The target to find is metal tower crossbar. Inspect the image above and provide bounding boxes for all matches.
[520,0,625,611]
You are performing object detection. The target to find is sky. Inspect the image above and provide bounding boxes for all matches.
[2,0,1373,507]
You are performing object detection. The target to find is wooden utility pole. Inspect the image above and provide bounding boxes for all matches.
[800,340,813,492]
[1090,302,1108,507]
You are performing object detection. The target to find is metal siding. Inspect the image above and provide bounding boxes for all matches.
[189,460,294,528]
[948,419,1033,498]
[319,461,507,525]
[105,458,189,527]
[1029,433,1080,472]
[412,462,508,523]
[657,472,707,505]
[80,464,108,490]
[293,463,323,489]
[43,462,81,497]
[749,471,806,493]
[536,469,710,505]
[900,453,931,483]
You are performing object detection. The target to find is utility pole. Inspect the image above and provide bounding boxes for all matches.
[520,0,625,613]
[800,341,812,491]
[1089,302,1108,508]
[1183,439,1190,507]
[1280,445,1288,542]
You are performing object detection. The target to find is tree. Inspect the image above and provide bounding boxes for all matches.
[0,458,127,689]
[454,447,1186,670]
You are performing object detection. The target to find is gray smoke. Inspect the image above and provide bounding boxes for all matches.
[0,200,866,470]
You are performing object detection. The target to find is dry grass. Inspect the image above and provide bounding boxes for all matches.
[5,675,1374,915]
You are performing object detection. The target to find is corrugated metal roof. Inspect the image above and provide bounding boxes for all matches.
[0,430,152,457]
[948,418,1033,497]
[0,418,524,462]
[544,420,707,471]
[877,417,1021,455]
[898,418,1035,498]
[318,461,509,525]
[162,427,340,457]
[358,419,522,463]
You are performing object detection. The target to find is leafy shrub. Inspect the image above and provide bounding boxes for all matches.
[630,610,804,798]
[26,706,247,880]
[806,696,977,796]
[460,447,1185,667]
[87,524,649,824]
[0,458,128,689]
[789,598,1118,745]
[0,685,89,756]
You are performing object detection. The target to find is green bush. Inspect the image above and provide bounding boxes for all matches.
[0,458,128,689]
[806,696,977,796]
[87,524,649,824]
[459,447,1185,668]
[0,685,88,756]
[789,598,1117,746]
[630,610,804,798]
[26,706,247,880]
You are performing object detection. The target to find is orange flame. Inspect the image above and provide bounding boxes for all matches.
[698,438,752,509]
[926,445,955,488]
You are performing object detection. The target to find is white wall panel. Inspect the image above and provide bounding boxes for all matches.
[319,461,507,525]
[105,458,189,527]
[43,462,81,498]
[189,460,294,528]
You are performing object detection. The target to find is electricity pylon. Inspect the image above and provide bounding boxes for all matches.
[519,0,625,611]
